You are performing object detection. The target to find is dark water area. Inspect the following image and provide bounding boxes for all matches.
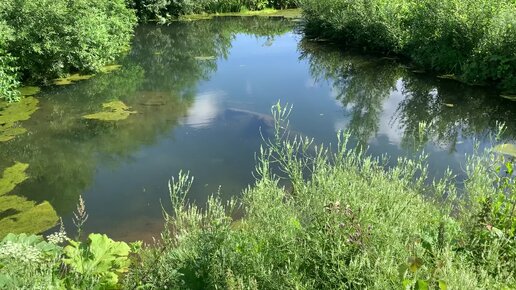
[2,17,516,241]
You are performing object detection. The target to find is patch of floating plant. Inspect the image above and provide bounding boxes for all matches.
[437,74,460,81]
[500,94,516,101]
[100,64,122,73]
[0,97,39,142]
[0,162,58,238]
[17,86,41,96]
[83,100,137,121]
[53,65,121,86]
[194,56,216,61]
[53,73,95,86]
[493,144,516,158]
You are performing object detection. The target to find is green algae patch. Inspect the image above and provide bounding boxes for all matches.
[0,163,59,238]
[179,8,302,21]
[501,94,516,101]
[53,73,95,86]
[494,143,516,158]
[0,162,29,196]
[83,100,137,121]
[0,97,39,142]
[100,65,122,73]
[17,86,41,96]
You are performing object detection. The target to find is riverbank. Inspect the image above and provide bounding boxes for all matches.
[178,8,301,21]
[1,105,515,288]
[300,0,516,93]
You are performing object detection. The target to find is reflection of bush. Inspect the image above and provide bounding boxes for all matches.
[299,38,516,150]
[299,40,402,145]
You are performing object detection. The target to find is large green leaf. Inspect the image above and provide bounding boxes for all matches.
[63,233,131,287]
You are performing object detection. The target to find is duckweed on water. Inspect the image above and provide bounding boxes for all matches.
[0,163,58,238]
[53,65,121,86]
[99,65,122,73]
[0,97,39,142]
[83,100,137,121]
[53,74,95,86]
[501,94,516,101]
[17,86,41,96]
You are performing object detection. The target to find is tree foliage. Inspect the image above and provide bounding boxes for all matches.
[0,0,137,101]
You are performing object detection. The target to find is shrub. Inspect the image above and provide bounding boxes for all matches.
[124,104,516,289]
[128,0,298,22]
[0,21,19,102]
[0,0,137,100]
[300,0,516,91]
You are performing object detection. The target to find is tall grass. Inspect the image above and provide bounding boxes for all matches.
[300,0,516,92]
[124,104,516,289]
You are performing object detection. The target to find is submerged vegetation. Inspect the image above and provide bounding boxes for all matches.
[300,0,516,91]
[0,163,58,238]
[0,97,39,142]
[1,105,516,288]
[83,101,137,121]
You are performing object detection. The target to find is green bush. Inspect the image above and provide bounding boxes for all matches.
[124,104,516,289]
[0,21,19,102]
[300,0,516,91]
[0,0,137,101]
[128,0,298,22]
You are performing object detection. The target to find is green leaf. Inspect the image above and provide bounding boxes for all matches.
[416,280,429,290]
[439,280,448,290]
[64,233,131,287]
[494,144,516,158]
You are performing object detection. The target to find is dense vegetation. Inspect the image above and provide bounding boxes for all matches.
[0,0,137,101]
[300,0,516,92]
[1,105,515,288]
[127,0,298,23]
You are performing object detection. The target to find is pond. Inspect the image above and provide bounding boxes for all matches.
[1,17,516,241]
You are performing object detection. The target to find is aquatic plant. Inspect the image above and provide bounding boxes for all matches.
[83,101,137,121]
[0,163,58,238]
[0,96,39,142]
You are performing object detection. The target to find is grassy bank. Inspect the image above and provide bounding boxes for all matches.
[300,0,516,92]
[2,104,515,289]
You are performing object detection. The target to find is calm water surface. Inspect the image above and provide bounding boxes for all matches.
[2,17,516,241]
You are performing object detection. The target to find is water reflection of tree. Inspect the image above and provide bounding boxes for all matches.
[300,39,516,151]
[0,17,295,214]
[299,40,402,145]
[397,75,516,151]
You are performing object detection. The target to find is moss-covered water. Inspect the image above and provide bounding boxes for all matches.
[1,17,515,241]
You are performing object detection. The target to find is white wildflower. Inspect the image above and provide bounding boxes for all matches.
[0,241,42,263]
